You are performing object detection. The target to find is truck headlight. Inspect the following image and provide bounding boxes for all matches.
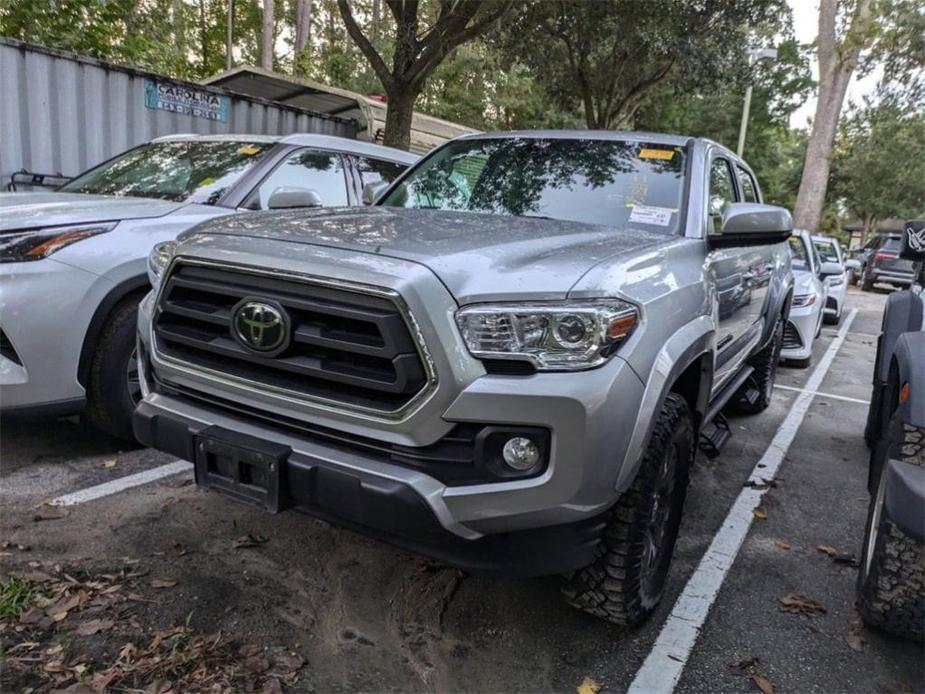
[792,292,816,307]
[456,300,638,371]
[147,241,177,286]
[825,275,845,287]
[0,222,117,263]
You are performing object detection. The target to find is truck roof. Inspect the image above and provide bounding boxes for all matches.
[455,129,694,147]
[149,133,419,164]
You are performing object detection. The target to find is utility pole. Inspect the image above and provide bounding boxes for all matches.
[225,0,234,70]
[736,47,777,158]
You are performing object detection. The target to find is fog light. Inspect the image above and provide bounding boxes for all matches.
[502,436,540,471]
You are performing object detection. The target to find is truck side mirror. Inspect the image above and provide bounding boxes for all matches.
[899,220,925,261]
[708,202,793,248]
[362,180,391,205]
[267,186,323,209]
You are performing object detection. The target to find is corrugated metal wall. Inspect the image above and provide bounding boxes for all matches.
[0,39,357,186]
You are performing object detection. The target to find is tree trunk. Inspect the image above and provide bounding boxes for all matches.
[793,0,873,232]
[295,0,313,54]
[382,89,416,150]
[261,0,275,71]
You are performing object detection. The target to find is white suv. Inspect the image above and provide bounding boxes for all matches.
[0,133,416,439]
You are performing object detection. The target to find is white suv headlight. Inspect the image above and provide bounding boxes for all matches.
[456,300,638,371]
[792,292,816,307]
[0,222,117,262]
[147,240,177,286]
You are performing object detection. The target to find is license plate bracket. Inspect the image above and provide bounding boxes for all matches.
[193,426,292,512]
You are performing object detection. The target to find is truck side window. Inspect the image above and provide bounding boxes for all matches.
[709,158,736,232]
[252,148,348,209]
[736,166,759,203]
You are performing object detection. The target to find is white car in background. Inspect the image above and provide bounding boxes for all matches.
[0,134,416,440]
[781,230,829,368]
[813,235,849,325]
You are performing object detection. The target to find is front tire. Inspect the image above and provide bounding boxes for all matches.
[561,393,694,625]
[857,416,924,642]
[84,297,143,442]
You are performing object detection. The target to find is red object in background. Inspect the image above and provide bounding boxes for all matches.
[874,251,897,261]
[367,94,388,103]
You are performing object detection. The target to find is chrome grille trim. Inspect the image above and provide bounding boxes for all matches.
[150,257,438,420]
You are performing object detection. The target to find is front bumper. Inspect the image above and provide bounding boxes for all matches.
[0,257,104,412]
[133,398,609,576]
[780,302,821,360]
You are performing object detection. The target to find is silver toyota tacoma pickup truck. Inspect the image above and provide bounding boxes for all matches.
[134,131,794,625]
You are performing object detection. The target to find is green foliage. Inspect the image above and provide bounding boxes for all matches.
[830,99,925,227]
[0,576,34,620]
[502,0,791,130]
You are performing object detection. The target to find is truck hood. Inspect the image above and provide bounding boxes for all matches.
[182,207,669,303]
[0,192,186,233]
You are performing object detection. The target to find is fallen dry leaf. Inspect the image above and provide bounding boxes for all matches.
[846,632,865,652]
[232,534,268,549]
[753,507,768,520]
[33,505,68,522]
[245,655,272,673]
[150,578,178,589]
[98,458,118,469]
[75,618,115,636]
[817,545,839,557]
[577,676,602,694]
[779,594,826,616]
[751,671,774,694]
[774,540,791,550]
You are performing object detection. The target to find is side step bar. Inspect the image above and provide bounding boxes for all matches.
[699,365,754,458]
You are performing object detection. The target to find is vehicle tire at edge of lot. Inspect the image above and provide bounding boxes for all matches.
[84,296,143,442]
[861,267,875,292]
[730,317,783,415]
[560,393,693,626]
[786,354,812,369]
[857,415,925,642]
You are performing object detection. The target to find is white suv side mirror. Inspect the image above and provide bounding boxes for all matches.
[267,187,323,209]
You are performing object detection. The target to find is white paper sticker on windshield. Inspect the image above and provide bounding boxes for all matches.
[628,205,674,226]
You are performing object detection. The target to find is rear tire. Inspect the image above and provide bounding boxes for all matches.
[861,268,875,291]
[857,416,925,642]
[730,317,782,415]
[561,393,693,625]
[84,297,143,442]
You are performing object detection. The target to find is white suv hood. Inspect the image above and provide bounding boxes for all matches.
[0,192,185,232]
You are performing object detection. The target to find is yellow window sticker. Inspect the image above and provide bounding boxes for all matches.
[638,148,676,161]
[237,144,261,156]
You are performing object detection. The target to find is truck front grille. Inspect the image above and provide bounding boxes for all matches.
[153,261,430,413]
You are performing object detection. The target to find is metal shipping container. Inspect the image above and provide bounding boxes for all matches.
[0,38,357,190]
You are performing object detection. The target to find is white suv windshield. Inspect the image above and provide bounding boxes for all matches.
[380,138,687,234]
[60,141,272,204]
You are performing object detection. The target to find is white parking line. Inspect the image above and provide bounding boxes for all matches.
[774,384,871,405]
[628,308,858,694]
[51,461,192,506]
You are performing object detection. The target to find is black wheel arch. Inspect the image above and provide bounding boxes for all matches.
[893,332,925,429]
[77,275,150,389]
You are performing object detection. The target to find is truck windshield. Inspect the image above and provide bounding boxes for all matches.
[60,141,272,204]
[379,137,687,234]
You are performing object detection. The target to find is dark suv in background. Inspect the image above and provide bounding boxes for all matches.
[857,234,917,291]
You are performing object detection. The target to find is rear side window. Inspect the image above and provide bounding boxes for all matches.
[354,156,407,187]
[736,166,759,203]
[883,237,902,252]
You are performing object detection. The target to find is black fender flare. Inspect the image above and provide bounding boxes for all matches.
[77,275,150,388]
[893,332,925,428]
[876,290,923,384]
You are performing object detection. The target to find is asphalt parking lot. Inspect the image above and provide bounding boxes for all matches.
[2,286,923,693]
